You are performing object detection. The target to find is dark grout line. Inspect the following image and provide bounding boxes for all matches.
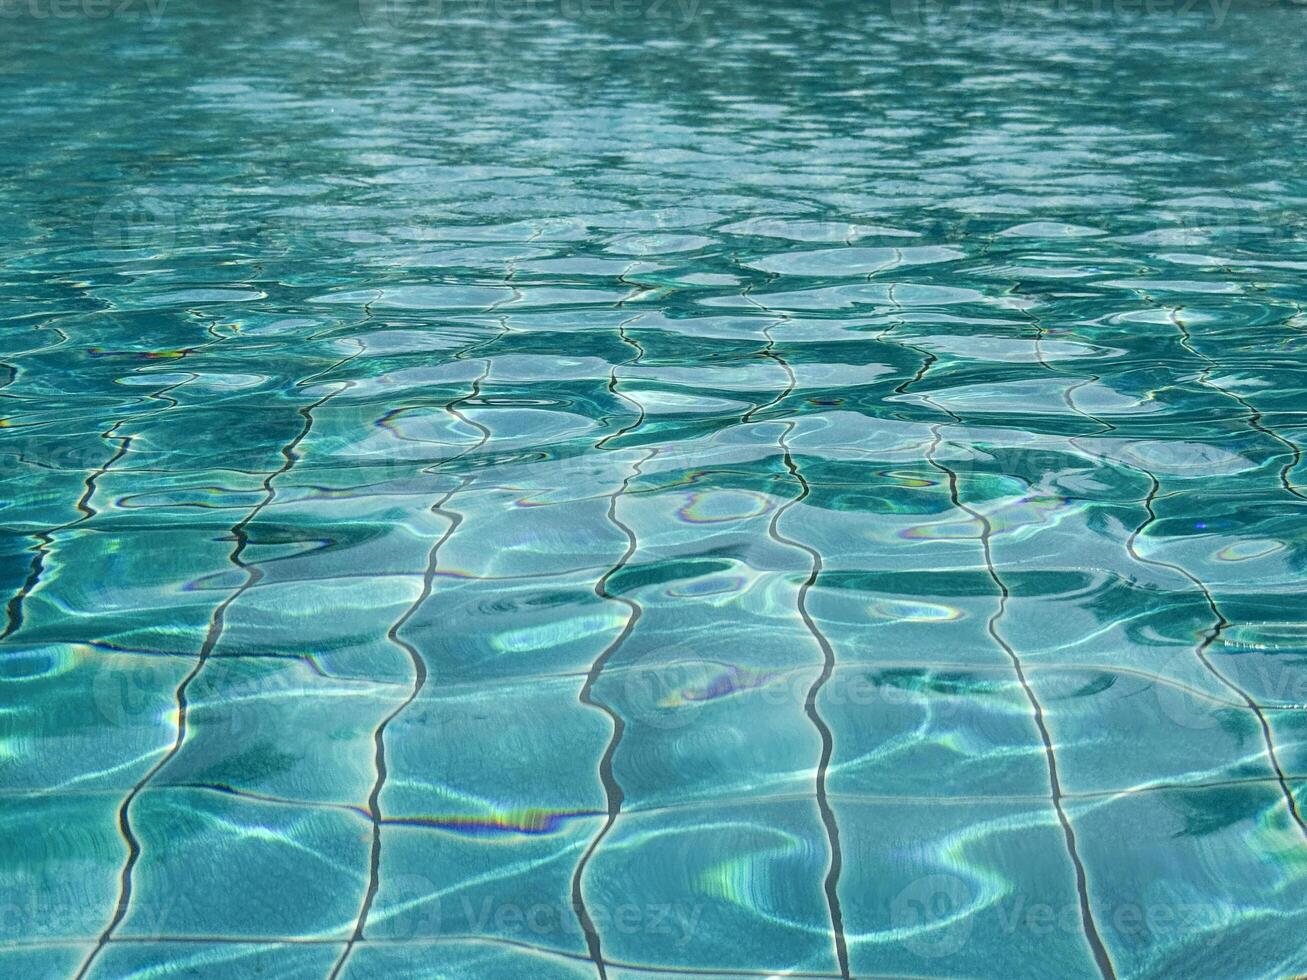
[331,321,508,980]
[16,770,1306,822]
[769,412,851,980]
[898,336,1117,980]
[73,342,365,980]
[4,932,873,979]
[1117,297,1307,841]
[741,277,850,980]
[1126,469,1307,840]
[1166,305,1307,502]
[571,312,652,980]
[0,371,199,644]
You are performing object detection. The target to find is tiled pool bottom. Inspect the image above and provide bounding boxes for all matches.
[4,1,1307,978]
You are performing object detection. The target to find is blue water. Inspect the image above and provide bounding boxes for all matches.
[3,1,1307,977]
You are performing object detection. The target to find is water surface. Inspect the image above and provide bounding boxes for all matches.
[3,1,1307,977]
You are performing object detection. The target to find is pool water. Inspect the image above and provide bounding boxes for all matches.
[3,1,1307,977]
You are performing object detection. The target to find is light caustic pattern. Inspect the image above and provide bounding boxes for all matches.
[2,1,1307,978]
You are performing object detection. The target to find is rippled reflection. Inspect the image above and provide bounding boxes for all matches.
[2,0,1307,978]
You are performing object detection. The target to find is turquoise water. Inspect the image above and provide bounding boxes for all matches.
[3,1,1307,977]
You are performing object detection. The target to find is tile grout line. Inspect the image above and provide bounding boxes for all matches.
[72,340,364,980]
[328,349,496,979]
[741,275,850,980]
[896,334,1117,980]
[571,312,651,980]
